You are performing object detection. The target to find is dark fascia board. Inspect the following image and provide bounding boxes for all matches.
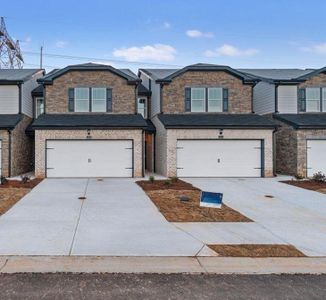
[32,126,146,130]
[272,114,326,129]
[162,124,277,129]
[38,65,141,85]
[295,66,326,81]
[155,65,259,85]
[0,115,23,129]
[0,80,23,85]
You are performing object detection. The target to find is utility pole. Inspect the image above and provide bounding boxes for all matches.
[40,46,43,69]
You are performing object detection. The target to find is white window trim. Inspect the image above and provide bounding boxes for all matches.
[137,98,147,118]
[306,87,321,112]
[191,87,206,112]
[207,87,223,112]
[323,88,326,112]
[35,97,44,118]
[91,88,107,112]
[74,87,90,112]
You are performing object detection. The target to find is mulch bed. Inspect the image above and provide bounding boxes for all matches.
[281,180,326,194]
[208,244,306,257]
[137,180,251,222]
[0,179,42,215]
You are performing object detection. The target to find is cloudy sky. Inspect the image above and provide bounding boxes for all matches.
[2,0,326,72]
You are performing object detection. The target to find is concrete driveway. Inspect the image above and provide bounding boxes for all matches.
[0,179,204,256]
[183,177,326,256]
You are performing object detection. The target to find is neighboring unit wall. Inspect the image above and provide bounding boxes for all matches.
[45,71,136,114]
[299,73,326,89]
[161,71,252,114]
[0,130,9,177]
[158,128,274,177]
[152,116,167,176]
[253,82,275,114]
[139,71,160,117]
[34,129,143,178]
[277,85,298,113]
[0,85,19,114]
[11,115,33,176]
[22,73,43,117]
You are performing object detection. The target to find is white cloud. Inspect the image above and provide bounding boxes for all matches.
[113,44,176,62]
[186,29,214,38]
[163,21,171,29]
[205,44,259,57]
[302,43,326,55]
[56,40,68,48]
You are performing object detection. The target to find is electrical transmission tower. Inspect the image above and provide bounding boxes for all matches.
[0,17,24,69]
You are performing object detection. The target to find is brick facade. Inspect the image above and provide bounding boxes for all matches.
[0,115,33,177]
[161,71,253,114]
[34,129,143,178]
[45,70,136,114]
[299,72,326,89]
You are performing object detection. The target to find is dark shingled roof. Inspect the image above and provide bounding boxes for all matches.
[0,114,23,129]
[38,63,140,84]
[145,119,156,133]
[31,114,148,129]
[158,114,277,129]
[273,113,326,129]
[238,69,314,81]
[0,69,42,83]
[31,85,43,96]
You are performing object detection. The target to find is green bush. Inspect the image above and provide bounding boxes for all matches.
[170,177,178,183]
[312,171,326,183]
[164,179,172,186]
[149,175,155,183]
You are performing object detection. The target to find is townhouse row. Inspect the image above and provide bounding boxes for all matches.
[0,63,325,179]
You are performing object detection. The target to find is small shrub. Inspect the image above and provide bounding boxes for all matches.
[312,171,326,183]
[0,176,7,185]
[164,179,172,186]
[295,173,304,180]
[149,175,155,183]
[20,175,30,184]
[170,177,178,183]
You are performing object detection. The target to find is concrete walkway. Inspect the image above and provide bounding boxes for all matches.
[0,256,326,274]
[184,177,326,256]
[0,179,205,256]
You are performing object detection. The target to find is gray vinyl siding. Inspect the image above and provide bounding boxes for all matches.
[253,82,275,115]
[277,85,298,114]
[0,85,19,114]
[21,71,43,118]
[139,71,161,118]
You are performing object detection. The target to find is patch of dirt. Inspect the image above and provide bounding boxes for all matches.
[137,179,199,191]
[143,189,252,222]
[282,180,326,194]
[0,188,31,215]
[0,178,42,189]
[208,244,306,257]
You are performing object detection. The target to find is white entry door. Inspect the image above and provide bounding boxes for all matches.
[46,140,133,178]
[177,140,262,177]
[307,140,326,177]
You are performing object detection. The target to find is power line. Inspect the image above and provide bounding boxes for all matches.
[23,51,183,68]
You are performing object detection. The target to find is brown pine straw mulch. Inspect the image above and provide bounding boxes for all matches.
[0,179,42,215]
[208,244,306,257]
[137,180,252,222]
[281,180,326,194]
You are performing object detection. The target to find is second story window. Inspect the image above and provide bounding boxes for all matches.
[92,88,106,112]
[323,88,326,112]
[306,88,321,112]
[35,97,44,118]
[208,88,223,112]
[75,88,90,112]
[191,88,206,112]
[137,98,147,118]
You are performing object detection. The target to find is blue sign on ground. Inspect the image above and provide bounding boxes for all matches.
[200,191,223,208]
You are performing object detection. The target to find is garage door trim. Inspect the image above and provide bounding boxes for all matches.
[306,138,326,177]
[176,138,265,178]
[45,139,134,178]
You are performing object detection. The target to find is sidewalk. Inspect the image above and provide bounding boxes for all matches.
[1,256,326,274]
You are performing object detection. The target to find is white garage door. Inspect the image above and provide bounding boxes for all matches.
[177,140,262,177]
[46,140,133,178]
[307,140,326,177]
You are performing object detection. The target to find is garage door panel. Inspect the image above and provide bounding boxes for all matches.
[177,140,261,177]
[307,140,326,177]
[46,140,133,178]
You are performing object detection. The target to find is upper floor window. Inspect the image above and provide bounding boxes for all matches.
[35,97,44,118]
[137,98,147,118]
[92,88,107,112]
[186,87,227,113]
[71,87,111,113]
[75,88,89,112]
[301,87,326,112]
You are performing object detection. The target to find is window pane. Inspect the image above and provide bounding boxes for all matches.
[208,88,222,100]
[306,88,320,112]
[306,100,320,112]
[75,88,89,100]
[191,88,205,100]
[137,98,146,117]
[92,88,106,100]
[323,88,326,112]
[36,98,44,117]
[92,100,106,112]
[208,100,222,112]
[191,100,205,112]
[75,100,89,112]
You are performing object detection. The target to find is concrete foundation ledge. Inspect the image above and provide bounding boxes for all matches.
[0,256,326,274]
